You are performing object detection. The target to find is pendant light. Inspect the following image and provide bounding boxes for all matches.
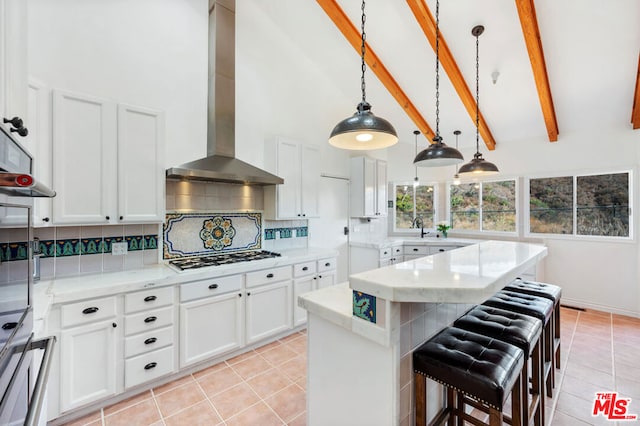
[328,0,398,150]
[458,25,499,176]
[452,130,461,185]
[413,130,420,187]
[413,0,463,167]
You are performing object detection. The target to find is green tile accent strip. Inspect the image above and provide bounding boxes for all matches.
[143,234,158,249]
[56,239,81,257]
[264,229,276,240]
[81,238,103,255]
[353,290,377,323]
[126,235,144,251]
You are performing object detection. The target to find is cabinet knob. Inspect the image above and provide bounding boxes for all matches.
[144,337,157,345]
[42,217,50,222]
[105,216,110,221]
[112,323,117,328]
[302,266,308,271]
[144,295,157,302]
[10,127,28,137]
[383,251,388,255]
[302,213,306,217]
[82,307,99,315]
[413,248,419,252]
[119,216,123,220]
[2,322,18,330]
[325,262,331,267]
[238,293,242,297]
[247,292,251,296]
[318,275,322,279]
[297,214,301,217]
[208,284,219,290]
[3,116,24,128]
[266,273,274,278]
[144,316,157,323]
[144,362,157,370]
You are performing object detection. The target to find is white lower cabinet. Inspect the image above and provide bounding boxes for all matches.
[125,346,175,389]
[179,291,244,368]
[245,280,292,344]
[293,276,314,327]
[59,319,118,411]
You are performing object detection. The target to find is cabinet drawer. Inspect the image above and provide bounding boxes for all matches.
[403,245,429,256]
[125,286,174,314]
[317,258,337,273]
[246,266,292,288]
[125,325,174,358]
[378,247,392,260]
[61,296,117,328]
[180,274,243,302]
[429,245,458,254]
[125,306,174,336]
[293,261,316,277]
[125,346,174,389]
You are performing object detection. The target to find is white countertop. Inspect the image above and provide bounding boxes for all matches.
[349,240,547,303]
[34,247,339,312]
[349,236,480,249]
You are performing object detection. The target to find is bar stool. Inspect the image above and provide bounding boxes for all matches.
[483,290,555,399]
[413,326,524,426]
[454,305,543,426]
[506,278,562,370]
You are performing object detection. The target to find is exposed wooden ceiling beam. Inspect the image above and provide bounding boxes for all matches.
[406,0,496,151]
[316,0,436,141]
[632,54,640,129]
[515,0,559,142]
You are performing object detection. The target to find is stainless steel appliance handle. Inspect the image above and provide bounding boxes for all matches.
[24,336,56,426]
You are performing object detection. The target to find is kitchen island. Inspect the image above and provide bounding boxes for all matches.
[299,240,547,426]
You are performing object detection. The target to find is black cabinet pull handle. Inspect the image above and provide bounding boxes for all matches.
[42,217,50,222]
[144,316,157,323]
[313,277,317,280]
[247,292,251,296]
[238,293,242,297]
[144,295,157,302]
[439,249,445,252]
[208,284,219,290]
[266,273,274,278]
[383,251,388,255]
[112,322,117,328]
[144,337,157,345]
[297,214,301,217]
[413,248,419,252]
[302,266,308,271]
[325,262,331,267]
[3,116,24,128]
[319,275,323,278]
[82,307,99,315]
[144,362,157,370]
[2,322,18,330]
[10,127,28,137]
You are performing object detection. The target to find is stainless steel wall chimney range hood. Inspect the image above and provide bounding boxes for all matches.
[166,0,283,185]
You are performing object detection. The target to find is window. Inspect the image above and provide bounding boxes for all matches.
[394,184,435,230]
[449,180,517,233]
[528,171,630,238]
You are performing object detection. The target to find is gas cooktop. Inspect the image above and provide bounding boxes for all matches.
[169,250,281,271]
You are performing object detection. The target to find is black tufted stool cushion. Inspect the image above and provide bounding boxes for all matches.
[484,290,556,398]
[454,305,544,426]
[413,326,524,426]
[506,278,562,370]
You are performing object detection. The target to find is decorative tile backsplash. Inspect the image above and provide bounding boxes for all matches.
[264,226,308,240]
[164,212,262,259]
[353,290,377,323]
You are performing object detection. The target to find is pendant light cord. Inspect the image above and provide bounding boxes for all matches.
[360,0,367,106]
[434,0,440,139]
[475,29,480,155]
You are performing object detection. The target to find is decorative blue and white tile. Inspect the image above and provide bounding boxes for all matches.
[164,212,262,259]
[81,238,103,255]
[56,239,80,257]
[353,290,377,323]
[126,235,144,251]
[279,228,292,238]
[143,235,158,250]
[265,229,276,240]
[296,227,308,237]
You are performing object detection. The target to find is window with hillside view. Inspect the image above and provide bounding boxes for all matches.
[395,184,435,230]
[449,180,516,232]
[528,172,630,237]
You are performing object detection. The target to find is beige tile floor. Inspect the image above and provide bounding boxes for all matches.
[61,307,640,426]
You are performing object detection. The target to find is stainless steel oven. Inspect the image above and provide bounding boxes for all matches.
[0,125,55,426]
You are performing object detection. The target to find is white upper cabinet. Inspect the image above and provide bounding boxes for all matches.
[117,104,165,223]
[264,137,320,220]
[52,89,165,225]
[350,156,387,218]
[0,0,28,135]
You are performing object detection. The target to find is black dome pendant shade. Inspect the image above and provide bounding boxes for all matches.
[459,25,499,176]
[329,102,398,150]
[412,0,463,167]
[328,1,398,150]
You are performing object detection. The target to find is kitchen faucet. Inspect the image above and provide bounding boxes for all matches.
[411,216,429,238]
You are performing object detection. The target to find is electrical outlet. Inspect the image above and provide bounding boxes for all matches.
[112,242,128,256]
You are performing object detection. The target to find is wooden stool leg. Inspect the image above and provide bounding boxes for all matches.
[520,359,529,426]
[489,408,503,426]
[555,302,561,369]
[415,372,426,426]
[511,374,522,426]
[538,334,546,425]
[544,320,554,398]
[532,338,542,426]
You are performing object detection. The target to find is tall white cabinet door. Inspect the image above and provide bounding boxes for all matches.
[52,90,116,225]
[275,140,300,219]
[245,281,292,344]
[27,79,52,225]
[300,144,320,218]
[375,159,387,216]
[179,292,243,368]
[60,320,118,411]
[117,104,165,223]
[0,0,27,132]
[293,277,314,327]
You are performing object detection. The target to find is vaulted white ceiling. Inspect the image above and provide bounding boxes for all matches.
[245,0,640,151]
